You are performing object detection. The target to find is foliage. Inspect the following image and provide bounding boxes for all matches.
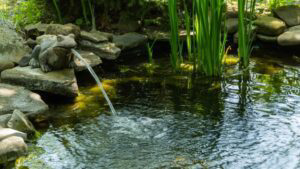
[168,0,182,71]
[183,2,192,61]
[52,0,63,23]
[13,0,48,27]
[194,0,227,76]
[238,0,256,68]
[268,0,297,9]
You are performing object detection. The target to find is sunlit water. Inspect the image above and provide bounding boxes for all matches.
[16,55,300,169]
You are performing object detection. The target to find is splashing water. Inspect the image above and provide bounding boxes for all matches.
[71,49,117,115]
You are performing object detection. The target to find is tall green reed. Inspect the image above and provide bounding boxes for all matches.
[81,0,89,25]
[183,2,192,61]
[52,0,63,23]
[88,0,96,31]
[194,0,227,76]
[168,0,181,71]
[238,0,256,68]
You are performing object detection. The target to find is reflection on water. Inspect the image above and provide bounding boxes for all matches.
[16,56,300,169]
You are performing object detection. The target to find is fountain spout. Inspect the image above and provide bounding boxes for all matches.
[71,49,117,115]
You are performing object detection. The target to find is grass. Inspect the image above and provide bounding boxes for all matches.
[183,2,192,61]
[52,0,63,23]
[238,0,256,68]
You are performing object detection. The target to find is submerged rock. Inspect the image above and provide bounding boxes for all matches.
[274,5,300,27]
[80,31,108,43]
[254,16,286,36]
[79,40,121,60]
[0,83,48,116]
[113,32,148,50]
[7,110,35,135]
[0,21,31,63]
[74,50,102,72]
[0,136,27,164]
[1,67,78,97]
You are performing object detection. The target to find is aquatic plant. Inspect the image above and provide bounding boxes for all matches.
[194,0,227,76]
[168,0,181,71]
[183,2,192,61]
[237,0,256,68]
[88,0,96,31]
[52,0,63,23]
[81,0,89,25]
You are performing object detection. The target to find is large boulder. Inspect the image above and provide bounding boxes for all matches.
[74,50,102,72]
[1,67,79,97]
[7,110,35,134]
[0,59,14,72]
[113,32,148,50]
[0,136,27,164]
[274,5,300,27]
[79,40,121,60]
[254,16,286,36]
[0,21,31,63]
[277,26,300,46]
[0,83,48,116]
[80,31,108,43]
[45,23,80,38]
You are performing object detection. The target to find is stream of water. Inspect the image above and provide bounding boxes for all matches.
[14,54,300,169]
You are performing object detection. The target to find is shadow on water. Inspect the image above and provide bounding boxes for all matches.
[14,50,300,169]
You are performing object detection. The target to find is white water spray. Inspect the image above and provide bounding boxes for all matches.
[71,49,117,115]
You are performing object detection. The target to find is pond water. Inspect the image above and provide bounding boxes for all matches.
[15,53,300,169]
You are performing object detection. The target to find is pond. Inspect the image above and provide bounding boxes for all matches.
[15,51,300,169]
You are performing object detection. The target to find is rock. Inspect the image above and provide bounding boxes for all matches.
[144,29,194,41]
[24,22,48,38]
[90,30,114,41]
[257,34,278,43]
[115,12,140,33]
[25,38,37,49]
[7,110,35,134]
[113,32,148,50]
[45,23,80,38]
[225,18,238,34]
[0,128,27,141]
[0,21,32,63]
[254,16,286,36]
[0,59,14,72]
[1,67,79,97]
[274,5,300,27]
[80,31,108,43]
[0,114,11,128]
[277,26,300,46]
[0,83,48,116]
[79,40,121,60]
[74,50,102,72]
[0,136,27,164]
[35,34,57,45]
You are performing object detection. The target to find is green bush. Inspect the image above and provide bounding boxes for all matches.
[13,0,48,26]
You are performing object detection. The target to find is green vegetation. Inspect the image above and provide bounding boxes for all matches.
[237,0,256,68]
[168,0,181,71]
[52,0,63,23]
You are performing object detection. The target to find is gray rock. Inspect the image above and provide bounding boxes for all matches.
[74,50,102,72]
[0,114,11,128]
[80,31,108,43]
[0,83,48,116]
[24,22,48,38]
[0,59,14,72]
[0,21,32,63]
[277,27,300,46]
[0,128,27,141]
[45,23,80,38]
[90,30,114,41]
[7,110,35,134]
[1,67,79,97]
[254,16,286,36]
[36,34,57,45]
[274,5,300,27]
[225,18,238,34]
[257,34,278,43]
[79,40,121,60]
[113,32,148,50]
[0,136,27,164]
